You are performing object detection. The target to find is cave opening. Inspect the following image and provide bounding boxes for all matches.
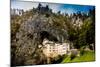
[40,31,58,42]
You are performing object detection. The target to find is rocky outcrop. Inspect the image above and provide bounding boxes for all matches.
[11,14,69,66]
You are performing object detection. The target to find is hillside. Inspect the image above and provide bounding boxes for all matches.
[11,4,95,66]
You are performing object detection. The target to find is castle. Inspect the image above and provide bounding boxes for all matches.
[42,38,70,58]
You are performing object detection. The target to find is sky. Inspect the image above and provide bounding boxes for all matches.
[11,0,95,15]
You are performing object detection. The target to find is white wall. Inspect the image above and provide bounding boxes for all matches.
[0,0,99,67]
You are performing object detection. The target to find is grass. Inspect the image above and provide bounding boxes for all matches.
[61,51,95,63]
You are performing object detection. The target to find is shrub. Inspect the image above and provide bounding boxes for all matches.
[80,49,85,56]
[70,53,76,60]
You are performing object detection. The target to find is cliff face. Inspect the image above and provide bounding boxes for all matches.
[11,13,69,65]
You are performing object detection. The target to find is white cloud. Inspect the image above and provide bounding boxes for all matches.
[11,1,61,13]
[48,3,61,13]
